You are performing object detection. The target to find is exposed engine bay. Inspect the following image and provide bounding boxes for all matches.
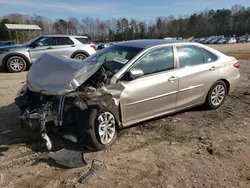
[15,53,123,152]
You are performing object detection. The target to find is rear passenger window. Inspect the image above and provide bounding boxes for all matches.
[56,37,74,45]
[202,49,218,63]
[75,37,91,44]
[176,45,204,68]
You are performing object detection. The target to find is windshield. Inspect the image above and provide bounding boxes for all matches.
[23,36,41,46]
[83,45,143,74]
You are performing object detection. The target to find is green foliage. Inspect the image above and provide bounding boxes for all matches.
[0,19,10,40]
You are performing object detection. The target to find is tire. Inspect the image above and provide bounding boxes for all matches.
[6,56,27,73]
[204,80,227,110]
[78,107,117,151]
[73,53,87,60]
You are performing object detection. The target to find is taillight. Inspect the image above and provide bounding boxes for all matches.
[233,61,240,69]
[90,44,97,51]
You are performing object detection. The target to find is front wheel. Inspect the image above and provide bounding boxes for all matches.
[73,53,87,60]
[6,56,27,73]
[78,108,117,151]
[204,81,227,110]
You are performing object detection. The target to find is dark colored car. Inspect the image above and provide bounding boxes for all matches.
[0,41,16,46]
[237,37,249,43]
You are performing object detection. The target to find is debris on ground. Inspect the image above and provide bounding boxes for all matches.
[79,159,103,184]
[243,91,250,96]
[41,148,86,168]
[206,142,217,155]
[172,118,182,122]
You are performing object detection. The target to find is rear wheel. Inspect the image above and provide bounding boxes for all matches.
[6,56,27,73]
[78,107,117,151]
[204,81,227,109]
[73,53,87,60]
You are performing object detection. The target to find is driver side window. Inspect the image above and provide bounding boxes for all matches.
[34,37,55,47]
[133,46,174,75]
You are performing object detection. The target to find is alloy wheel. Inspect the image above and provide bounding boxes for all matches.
[9,58,24,72]
[211,84,226,106]
[97,112,116,145]
[74,54,86,60]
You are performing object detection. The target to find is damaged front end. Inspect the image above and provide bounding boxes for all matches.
[15,54,123,154]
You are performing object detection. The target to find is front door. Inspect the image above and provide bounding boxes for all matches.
[119,46,179,125]
[28,36,56,63]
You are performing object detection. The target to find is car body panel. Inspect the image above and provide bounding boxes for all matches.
[28,46,56,63]
[174,62,219,108]
[119,69,179,123]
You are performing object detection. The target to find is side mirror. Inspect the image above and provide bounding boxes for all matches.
[129,68,144,79]
[30,43,37,48]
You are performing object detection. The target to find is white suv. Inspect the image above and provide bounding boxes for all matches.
[0,35,97,73]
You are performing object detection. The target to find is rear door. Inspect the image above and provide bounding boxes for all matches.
[52,37,76,58]
[28,36,56,62]
[175,45,219,108]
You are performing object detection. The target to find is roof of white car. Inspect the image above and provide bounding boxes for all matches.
[5,24,42,30]
[116,39,185,48]
[41,35,88,38]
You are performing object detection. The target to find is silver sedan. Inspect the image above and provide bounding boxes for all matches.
[15,39,240,151]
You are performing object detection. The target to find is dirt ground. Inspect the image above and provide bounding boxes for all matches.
[0,43,250,188]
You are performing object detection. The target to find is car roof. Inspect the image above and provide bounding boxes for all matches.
[115,39,185,49]
[41,35,88,38]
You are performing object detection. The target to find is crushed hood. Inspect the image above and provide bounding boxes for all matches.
[27,53,101,95]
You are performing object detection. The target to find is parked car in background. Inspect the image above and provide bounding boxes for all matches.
[208,38,218,44]
[203,37,215,44]
[196,38,206,43]
[237,36,249,43]
[218,38,228,44]
[0,41,16,46]
[96,43,110,50]
[0,35,97,73]
[15,39,240,151]
[227,37,237,44]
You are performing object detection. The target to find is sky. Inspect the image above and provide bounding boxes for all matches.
[0,0,250,21]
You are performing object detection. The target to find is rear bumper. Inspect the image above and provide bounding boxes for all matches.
[229,74,240,94]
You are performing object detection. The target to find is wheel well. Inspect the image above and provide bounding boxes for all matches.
[3,53,31,69]
[219,79,230,94]
[71,51,89,58]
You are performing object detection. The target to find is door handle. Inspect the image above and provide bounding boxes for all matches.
[168,76,178,82]
[47,47,53,49]
[210,66,216,71]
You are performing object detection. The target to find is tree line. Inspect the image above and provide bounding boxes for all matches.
[0,4,250,43]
